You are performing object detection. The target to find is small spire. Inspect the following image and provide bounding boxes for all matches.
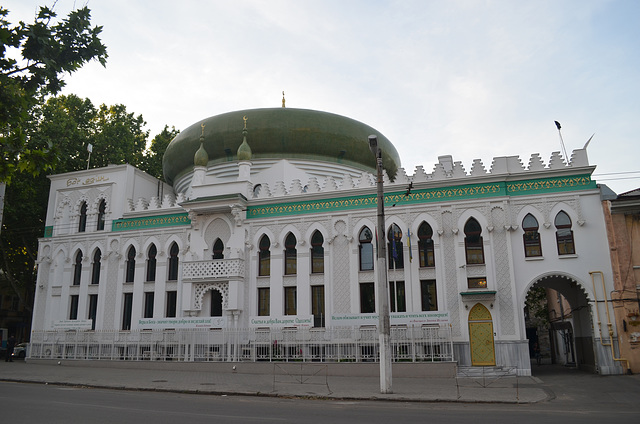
[237,116,252,161]
[282,91,286,108]
[194,122,209,166]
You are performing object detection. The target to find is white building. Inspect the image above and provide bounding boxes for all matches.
[30,107,624,375]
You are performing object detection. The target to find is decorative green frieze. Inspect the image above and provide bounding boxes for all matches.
[112,213,191,232]
[43,226,53,238]
[247,174,594,219]
[506,175,595,195]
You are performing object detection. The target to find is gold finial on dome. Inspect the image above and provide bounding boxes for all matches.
[243,115,248,129]
[282,91,286,108]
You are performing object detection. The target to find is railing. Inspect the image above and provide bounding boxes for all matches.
[28,326,454,363]
[182,258,244,281]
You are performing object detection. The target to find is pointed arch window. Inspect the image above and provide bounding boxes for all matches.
[387,224,404,269]
[78,201,87,232]
[125,246,136,283]
[311,230,324,274]
[284,233,297,275]
[91,249,101,285]
[555,211,575,255]
[258,235,271,276]
[464,217,484,264]
[73,250,83,286]
[97,199,106,231]
[212,238,224,259]
[359,227,374,271]
[523,214,542,257]
[146,244,157,282]
[418,221,435,267]
[168,243,179,281]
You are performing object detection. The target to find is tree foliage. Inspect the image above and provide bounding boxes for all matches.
[1,93,177,313]
[142,125,180,179]
[0,5,107,182]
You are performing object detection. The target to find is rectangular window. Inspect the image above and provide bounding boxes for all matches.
[259,251,270,276]
[311,285,325,327]
[122,293,133,331]
[360,282,375,313]
[258,288,270,316]
[389,281,406,312]
[284,286,297,315]
[468,277,487,289]
[69,295,79,320]
[420,280,438,311]
[165,291,177,318]
[284,249,297,275]
[88,294,98,330]
[144,292,154,318]
[524,231,542,257]
[311,246,324,274]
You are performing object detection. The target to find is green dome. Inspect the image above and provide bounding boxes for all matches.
[163,108,401,186]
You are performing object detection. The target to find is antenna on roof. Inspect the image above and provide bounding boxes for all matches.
[554,121,569,161]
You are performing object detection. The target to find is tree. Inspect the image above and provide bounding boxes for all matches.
[1,94,167,321]
[142,125,180,180]
[0,5,107,183]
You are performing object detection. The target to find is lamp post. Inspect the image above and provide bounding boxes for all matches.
[368,135,393,394]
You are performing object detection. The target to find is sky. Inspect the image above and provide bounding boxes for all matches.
[5,0,640,194]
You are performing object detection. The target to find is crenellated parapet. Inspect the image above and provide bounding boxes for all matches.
[249,148,593,200]
[125,193,187,214]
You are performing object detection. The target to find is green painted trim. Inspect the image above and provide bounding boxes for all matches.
[247,174,595,219]
[43,226,53,238]
[112,213,191,232]
[506,175,596,195]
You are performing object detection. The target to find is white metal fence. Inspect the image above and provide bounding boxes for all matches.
[29,326,454,363]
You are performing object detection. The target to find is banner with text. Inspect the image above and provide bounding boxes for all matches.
[138,316,226,329]
[52,320,93,330]
[331,311,450,327]
[249,315,314,328]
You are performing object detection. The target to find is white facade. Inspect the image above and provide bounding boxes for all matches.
[32,136,623,375]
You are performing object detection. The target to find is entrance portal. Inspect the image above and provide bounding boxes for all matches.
[468,303,496,366]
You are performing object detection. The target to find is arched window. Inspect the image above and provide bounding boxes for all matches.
[464,217,484,264]
[359,227,374,271]
[555,211,575,255]
[258,235,271,276]
[310,230,324,274]
[168,243,179,281]
[78,201,87,232]
[418,221,435,267]
[73,250,83,286]
[523,214,542,257]
[212,238,224,259]
[97,199,106,231]
[125,246,136,283]
[387,224,404,269]
[91,249,101,285]
[146,244,157,282]
[284,233,297,275]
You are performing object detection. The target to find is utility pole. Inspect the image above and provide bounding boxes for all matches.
[368,135,393,394]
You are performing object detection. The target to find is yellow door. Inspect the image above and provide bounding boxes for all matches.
[468,303,496,366]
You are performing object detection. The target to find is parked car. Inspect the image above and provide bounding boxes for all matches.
[12,343,29,359]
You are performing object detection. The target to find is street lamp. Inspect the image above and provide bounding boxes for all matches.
[368,135,393,394]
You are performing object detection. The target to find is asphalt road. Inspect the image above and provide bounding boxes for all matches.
[2,373,639,424]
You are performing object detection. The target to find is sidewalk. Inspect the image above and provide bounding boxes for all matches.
[0,359,549,403]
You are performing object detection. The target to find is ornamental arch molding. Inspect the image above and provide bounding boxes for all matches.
[193,282,229,311]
